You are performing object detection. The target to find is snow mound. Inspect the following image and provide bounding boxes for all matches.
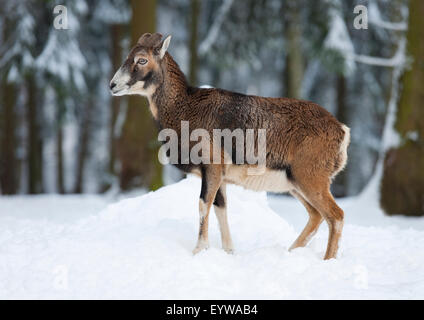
[1,177,424,299]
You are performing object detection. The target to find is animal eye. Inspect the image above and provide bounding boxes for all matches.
[137,58,147,65]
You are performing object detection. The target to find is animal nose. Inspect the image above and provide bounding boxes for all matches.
[110,82,117,90]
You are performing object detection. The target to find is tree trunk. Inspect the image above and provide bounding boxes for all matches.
[108,24,123,178]
[26,74,44,194]
[283,0,303,99]
[118,0,163,191]
[56,100,65,194]
[188,0,200,86]
[333,74,348,197]
[0,80,18,195]
[0,14,18,195]
[74,98,94,193]
[381,0,424,216]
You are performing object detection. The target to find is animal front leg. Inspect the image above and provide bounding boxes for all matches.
[193,199,210,254]
[193,165,222,255]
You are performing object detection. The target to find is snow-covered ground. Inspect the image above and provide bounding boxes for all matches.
[1,176,423,299]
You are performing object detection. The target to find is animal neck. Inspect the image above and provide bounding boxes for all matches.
[150,53,190,126]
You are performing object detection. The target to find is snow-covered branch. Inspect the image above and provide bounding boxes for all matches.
[369,2,408,31]
[325,4,407,70]
[370,19,407,31]
[347,39,406,67]
[198,0,234,56]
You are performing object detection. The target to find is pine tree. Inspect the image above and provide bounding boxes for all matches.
[37,0,89,193]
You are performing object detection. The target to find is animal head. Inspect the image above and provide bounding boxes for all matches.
[110,32,172,97]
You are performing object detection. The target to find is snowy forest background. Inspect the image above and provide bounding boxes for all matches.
[0,0,423,216]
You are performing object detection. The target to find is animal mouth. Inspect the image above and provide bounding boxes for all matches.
[110,85,129,96]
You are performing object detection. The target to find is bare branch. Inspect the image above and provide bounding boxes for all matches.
[198,0,234,56]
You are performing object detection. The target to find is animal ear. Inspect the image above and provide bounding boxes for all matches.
[158,35,172,59]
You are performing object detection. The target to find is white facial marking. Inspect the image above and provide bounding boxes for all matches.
[126,82,156,97]
[110,67,130,96]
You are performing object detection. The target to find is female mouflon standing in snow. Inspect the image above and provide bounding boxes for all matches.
[110,33,350,260]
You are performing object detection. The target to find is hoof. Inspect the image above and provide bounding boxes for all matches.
[222,245,234,254]
[192,242,209,255]
[288,242,303,252]
[223,247,234,254]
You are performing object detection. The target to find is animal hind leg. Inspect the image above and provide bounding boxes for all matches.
[213,184,234,254]
[289,189,323,251]
[299,182,344,260]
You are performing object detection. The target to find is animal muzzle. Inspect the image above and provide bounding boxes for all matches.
[110,67,130,96]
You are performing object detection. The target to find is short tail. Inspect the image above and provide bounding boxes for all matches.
[332,124,350,178]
